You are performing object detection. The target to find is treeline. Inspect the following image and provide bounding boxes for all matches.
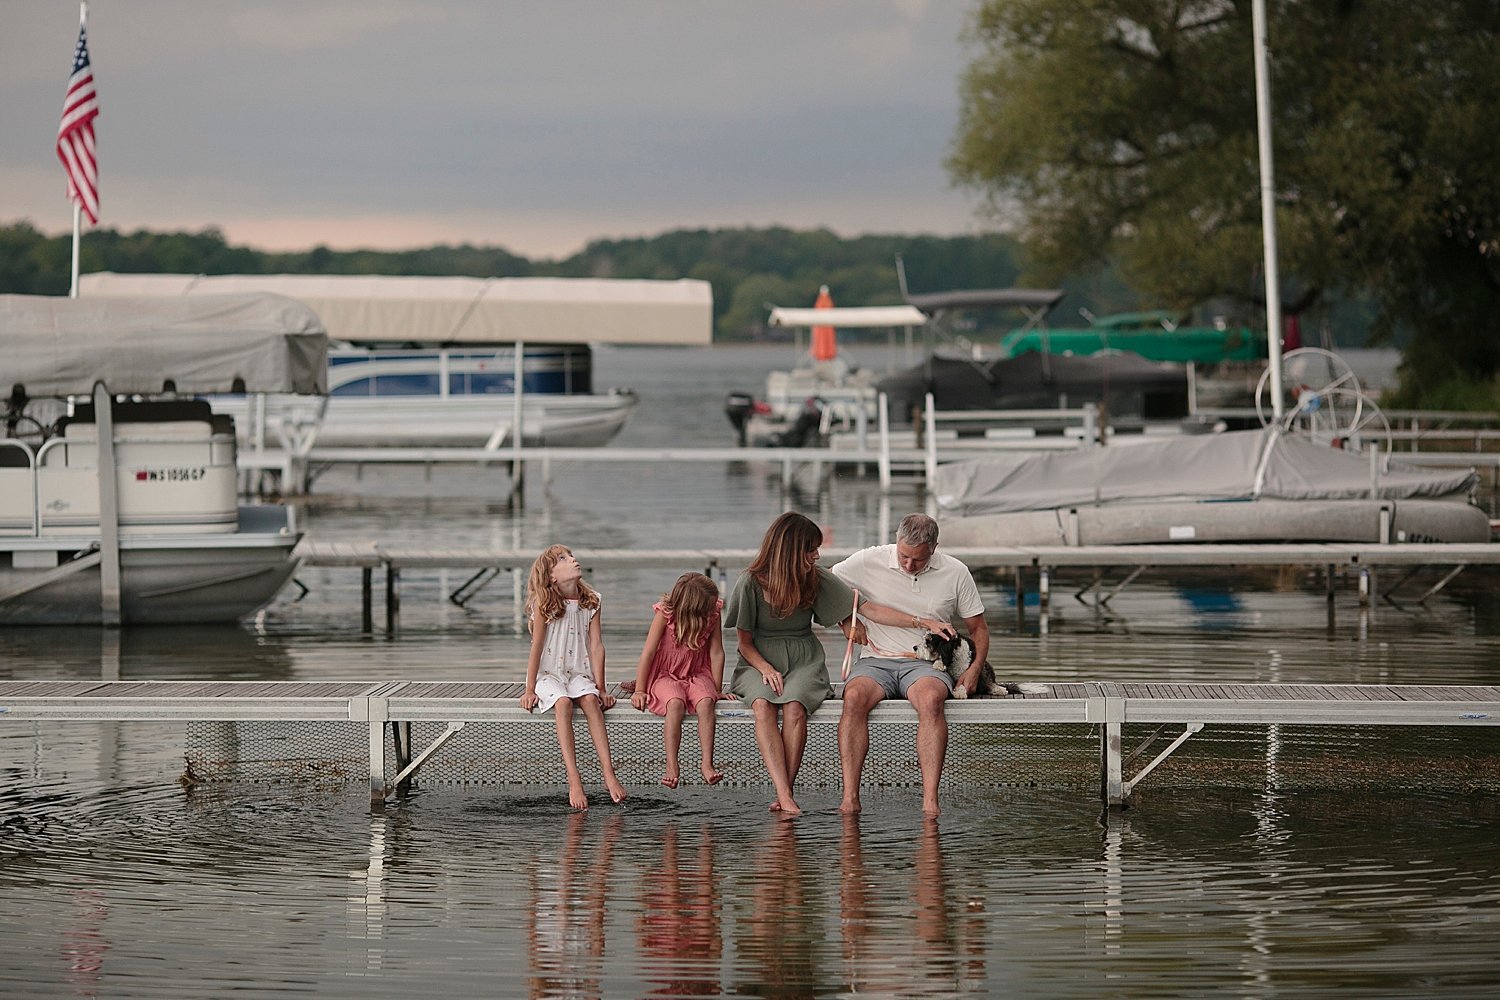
[0,220,1141,340]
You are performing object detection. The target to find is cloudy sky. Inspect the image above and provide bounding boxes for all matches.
[3,1,991,259]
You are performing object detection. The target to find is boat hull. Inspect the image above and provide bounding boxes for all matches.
[220,390,638,449]
[0,507,301,626]
[939,498,1494,548]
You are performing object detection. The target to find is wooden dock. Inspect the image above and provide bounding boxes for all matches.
[4,679,1497,810]
[293,540,1500,631]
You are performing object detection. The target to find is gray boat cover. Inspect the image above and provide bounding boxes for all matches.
[933,428,1479,516]
[1,293,328,396]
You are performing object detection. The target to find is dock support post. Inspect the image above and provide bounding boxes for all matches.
[392,721,414,798]
[1014,567,1027,630]
[877,392,891,493]
[386,565,400,635]
[361,568,374,632]
[93,382,122,627]
[1090,694,1126,808]
[1359,567,1376,607]
[361,697,390,812]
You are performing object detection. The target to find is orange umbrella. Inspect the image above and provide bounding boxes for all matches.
[810,284,836,361]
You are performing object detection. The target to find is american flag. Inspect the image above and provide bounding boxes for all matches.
[57,24,100,225]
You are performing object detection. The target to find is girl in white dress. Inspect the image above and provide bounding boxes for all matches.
[522,544,628,809]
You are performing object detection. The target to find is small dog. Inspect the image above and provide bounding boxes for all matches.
[920,632,1046,698]
[920,632,994,698]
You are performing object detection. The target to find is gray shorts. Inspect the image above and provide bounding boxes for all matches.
[844,656,955,700]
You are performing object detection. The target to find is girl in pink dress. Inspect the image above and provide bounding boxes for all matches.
[630,573,735,788]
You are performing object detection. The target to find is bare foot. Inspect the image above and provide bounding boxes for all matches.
[922,798,941,818]
[568,782,589,810]
[700,763,723,785]
[839,797,862,814]
[660,769,679,790]
[770,796,801,816]
[606,777,629,804]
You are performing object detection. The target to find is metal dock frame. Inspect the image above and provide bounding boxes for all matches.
[4,680,1500,812]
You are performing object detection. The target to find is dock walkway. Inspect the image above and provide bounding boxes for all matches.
[4,679,1497,810]
[294,540,1500,631]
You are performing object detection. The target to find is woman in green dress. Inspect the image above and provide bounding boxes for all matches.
[725,512,950,815]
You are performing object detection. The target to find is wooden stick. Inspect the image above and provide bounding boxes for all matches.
[840,589,861,680]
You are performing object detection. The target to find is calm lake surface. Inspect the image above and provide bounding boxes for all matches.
[4,344,1500,997]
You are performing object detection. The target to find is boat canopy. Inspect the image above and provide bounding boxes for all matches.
[933,429,1479,517]
[0,293,328,397]
[903,288,1065,314]
[767,305,928,329]
[79,272,713,347]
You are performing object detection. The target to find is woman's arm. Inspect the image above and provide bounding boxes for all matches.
[521,609,547,711]
[630,611,667,710]
[737,628,784,695]
[589,607,613,708]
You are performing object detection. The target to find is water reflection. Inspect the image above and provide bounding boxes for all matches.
[640,824,722,997]
[839,816,984,997]
[0,624,296,681]
[527,810,621,999]
[733,821,823,996]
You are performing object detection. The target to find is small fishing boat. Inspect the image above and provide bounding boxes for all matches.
[725,296,928,446]
[0,292,328,625]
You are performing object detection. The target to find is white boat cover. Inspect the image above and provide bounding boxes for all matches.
[933,428,1479,516]
[79,272,713,347]
[0,293,328,397]
[768,305,928,328]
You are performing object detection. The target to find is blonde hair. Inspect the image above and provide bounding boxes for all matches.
[661,572,720,651]
[747,511,823,618]
[524,544,600,631]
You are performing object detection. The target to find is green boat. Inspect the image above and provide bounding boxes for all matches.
[998,311,1267,364]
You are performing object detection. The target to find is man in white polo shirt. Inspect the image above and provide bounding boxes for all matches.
[831,512,988,817]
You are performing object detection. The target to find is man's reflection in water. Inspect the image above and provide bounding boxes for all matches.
[733,820,822,997]
[527,809,622,1000]
[640,823,723,996]
[840,816,985,996]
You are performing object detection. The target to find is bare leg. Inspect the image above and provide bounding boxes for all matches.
[555,697,587,810]
[838,678,884,814]
[782,700,809,789]
[694,697,722,784]
[752,699,800,815]
[908,677,949,817]
[580,695,628,803]
[662,698,686,788]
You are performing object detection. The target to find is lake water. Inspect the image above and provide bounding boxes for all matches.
[4,344,1500,997]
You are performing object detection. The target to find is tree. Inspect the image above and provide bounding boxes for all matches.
[949,0,1500,405]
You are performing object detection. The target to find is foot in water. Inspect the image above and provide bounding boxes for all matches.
[607,777,629,804]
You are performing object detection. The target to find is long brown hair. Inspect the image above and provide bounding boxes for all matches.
[661,572,720,651]
[524,544,600,631]
[747,512,823,618]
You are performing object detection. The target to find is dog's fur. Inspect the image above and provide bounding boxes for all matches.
[920,632,1046,698]
[920,632,993,698]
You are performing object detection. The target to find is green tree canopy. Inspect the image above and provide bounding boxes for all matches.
[949,0,1500,405]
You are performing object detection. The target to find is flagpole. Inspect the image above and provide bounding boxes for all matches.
[1252,0,1285,420]
[69,1,88,298]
